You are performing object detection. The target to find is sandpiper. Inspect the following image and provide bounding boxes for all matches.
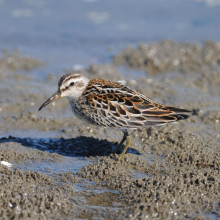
[39,73,192,160]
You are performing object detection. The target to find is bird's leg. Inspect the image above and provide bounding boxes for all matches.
[112,134,127,154]
[118,136,131,161]
[112,130,131,161]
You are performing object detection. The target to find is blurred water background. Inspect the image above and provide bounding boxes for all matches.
[0,0,220,77]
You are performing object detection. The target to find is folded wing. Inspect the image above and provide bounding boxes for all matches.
[84,79,192,129]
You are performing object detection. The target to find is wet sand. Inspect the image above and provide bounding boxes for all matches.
[0,40,220,219]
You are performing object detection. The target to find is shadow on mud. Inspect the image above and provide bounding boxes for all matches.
[0,136,141,158]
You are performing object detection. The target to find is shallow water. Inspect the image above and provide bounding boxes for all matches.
[1,0,220,76]
[16,156,91,174]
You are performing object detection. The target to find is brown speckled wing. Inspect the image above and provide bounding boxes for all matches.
[83,79,192,129]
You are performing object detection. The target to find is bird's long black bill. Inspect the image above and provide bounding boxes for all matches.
[38,90,61,111]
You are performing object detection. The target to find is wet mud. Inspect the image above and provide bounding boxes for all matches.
[0,41,220,219]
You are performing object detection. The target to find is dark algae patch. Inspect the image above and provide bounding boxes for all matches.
[0,41,220,219]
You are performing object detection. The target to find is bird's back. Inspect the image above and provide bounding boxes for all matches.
[80,79,191,129]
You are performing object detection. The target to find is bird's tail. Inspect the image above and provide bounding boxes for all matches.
[164,106,192,121]
[141,106,192,127]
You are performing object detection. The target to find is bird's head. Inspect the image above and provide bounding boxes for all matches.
[38,73,89,111]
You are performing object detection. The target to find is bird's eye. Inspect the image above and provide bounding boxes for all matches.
[70,82,74,86]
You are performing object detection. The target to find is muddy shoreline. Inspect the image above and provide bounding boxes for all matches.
[0,40,220,219]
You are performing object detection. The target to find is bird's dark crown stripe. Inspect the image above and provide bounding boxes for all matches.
[63,75,81,83]
[59,73,81,87]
